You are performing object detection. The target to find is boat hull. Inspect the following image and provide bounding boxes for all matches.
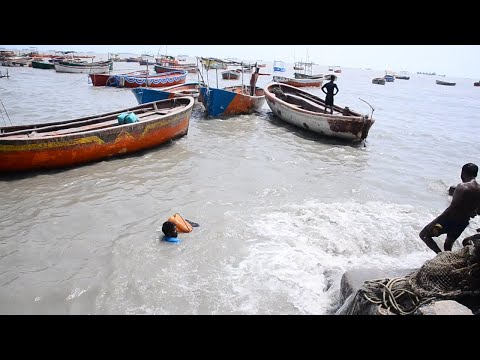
[0,98,194,173]
[132,83,202,104]
[31,60,55,69]
[54,63,110,74]
[264,83,374,142]
[273,75,323,87]
[198,86,265,117]
[109,71,187,88]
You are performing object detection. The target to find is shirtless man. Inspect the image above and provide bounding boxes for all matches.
[419,163,480,253]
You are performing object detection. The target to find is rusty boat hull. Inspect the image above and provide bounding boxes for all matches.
[0,97,194,173]
[264,83,375,143]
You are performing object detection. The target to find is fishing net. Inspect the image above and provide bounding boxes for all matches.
[344,242,480,315]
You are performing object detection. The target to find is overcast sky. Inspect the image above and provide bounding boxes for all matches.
[5,45,480,79]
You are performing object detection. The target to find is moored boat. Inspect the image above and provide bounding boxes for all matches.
[264,82,375,142]
[294,72,324,79]
[132,82,204,104]
[221,69,241,80]
[198,85,265,117]
[104,71,187,88]
[54,62,111,74]
[89,70,149,86]
[436,79,456,86]
[273,75,323,87]
[0,97,194,173]
[372,77,386,85]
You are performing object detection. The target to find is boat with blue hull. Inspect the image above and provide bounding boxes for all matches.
[273,60,286,72]
[198,85,265,117]
[132,82,204,104]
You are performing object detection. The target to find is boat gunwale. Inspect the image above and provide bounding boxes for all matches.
[0,97,195,141]
[264,82,370,122]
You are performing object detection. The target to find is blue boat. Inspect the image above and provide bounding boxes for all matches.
[132,82,204,104]
[384,74,395,82]
[273,60,286,72]
[197,85,265,117]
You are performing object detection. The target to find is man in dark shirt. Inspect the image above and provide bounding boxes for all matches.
[321,75,339,114]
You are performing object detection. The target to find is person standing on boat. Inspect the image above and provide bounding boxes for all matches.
[419,163,480,254]
[250,66,261,96]
[321,75,339,114]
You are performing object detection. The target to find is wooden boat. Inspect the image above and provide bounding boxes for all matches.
[104,71,187,88]
[139,59,156,65]
[221,69,241,80]
[132,82,204,104]
[436,80,456,86]
[89,70,149,86]
[372,77,386,85]
[54,62,111,74]
[384,74,395,82]
[294,72,323,79]
[293,62,304,71]
[395,71,410,80]
[273,60,286,72]
[198,85,265,117]
[273,75,323,87]
[474,81,480,87]
[31,60,55,69]
[154,64,198,74]
[0,97,194,173]
[264,82,375,143]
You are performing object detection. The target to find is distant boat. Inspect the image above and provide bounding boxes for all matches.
[31,60,55,69]
[372,78,386,85]
[334,66,342,73]
[436,80,456,86]
[273,60,286,72]
[264,82,375,143]
[273,75,323,87]
[198,85,265,117]
[395,71,410,80]
[0,97,194,173]
[384,74,395,82]
[474,81,480,87]
[154,64,198,74]
[221,69,241,80]
[294,72,323,79]
[293,62,304,70]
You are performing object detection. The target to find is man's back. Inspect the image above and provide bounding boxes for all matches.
[445,180,480,220]
[322,81,338,96]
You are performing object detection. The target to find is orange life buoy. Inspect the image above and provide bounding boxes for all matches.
[168,213,193,233]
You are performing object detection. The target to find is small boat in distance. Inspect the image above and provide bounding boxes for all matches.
[474,81,480,87]
[395,71,410,80]
[221,69,241,80]
[273,75,323,88]
[372,78,386,85]
[0,97,194,173]
[436,79,456,86]
[273,60,286,72]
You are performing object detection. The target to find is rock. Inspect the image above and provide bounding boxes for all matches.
[415,300,473,315]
